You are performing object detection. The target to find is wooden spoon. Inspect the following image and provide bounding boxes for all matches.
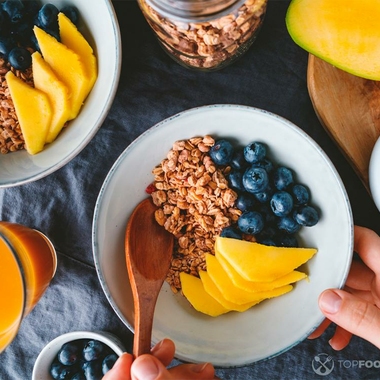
[307,54,380,192]
[125,198,174,357]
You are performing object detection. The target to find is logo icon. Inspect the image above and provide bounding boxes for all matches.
[312,353,335,376]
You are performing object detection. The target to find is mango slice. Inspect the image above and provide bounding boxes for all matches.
[34,26,88,120]
[286,0,380,80]
[6,71,52,155]
[32,52,70,143]
[215,237,317,282]
[58,12,97,95]
[216,252,307,292]
[180,272,229,317]
[199,271,262,311]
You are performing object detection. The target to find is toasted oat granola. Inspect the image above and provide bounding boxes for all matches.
[0,57,32,154]
[150,135,242,293]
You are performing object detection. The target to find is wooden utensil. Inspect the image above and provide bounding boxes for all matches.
[125,198,174,357]
[307,54,380,192]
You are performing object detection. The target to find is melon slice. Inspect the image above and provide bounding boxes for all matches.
[215,237,317,282]
[5,71,52,155]
[286,0,380,80]
[34,26,88,120]
[58,12,97,94]
[180,272,229,317]
[216,251,307,292]
[32,52,70,143]
[199,271,262,311]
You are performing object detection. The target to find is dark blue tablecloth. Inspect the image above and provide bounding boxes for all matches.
[1,1,380,379]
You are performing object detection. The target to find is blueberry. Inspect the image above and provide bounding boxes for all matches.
[293,205,319,227]
[60,5,79,25]
[237,211,264,235]
[243,142,266,163]
[277,216,301,234]
[0,10,10,33]
[291,184,310,205]
[257,203,277,225]
[2,0,24,23]
[242,166,269,194]
[227,170,244,191]
[7,47,31,70]
[37,3,59,29]
[235,193,255,212]
[102,353,118,375]
[257,237,277,246]
[58,341,82,366]
[254,185,274,203]
[273,167,294,190]
[0,35,17,58]
[83,360,103,380]
[23,0,40,16]
[230,149,248,170]
[209,139,234,166]
[270,191,293,217]
[49,360,76,380]
[220,225,242,240]
[255,158,274,173]
[71,372,86,380]
[277,233,299,248]
[83,340,106,362]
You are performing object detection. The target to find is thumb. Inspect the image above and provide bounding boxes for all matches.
[319,289,380,349]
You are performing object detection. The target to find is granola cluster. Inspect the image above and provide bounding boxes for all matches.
[0,57,30,154]
[150,135,242,292]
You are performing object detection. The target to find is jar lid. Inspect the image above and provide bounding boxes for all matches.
[144,0,248,22]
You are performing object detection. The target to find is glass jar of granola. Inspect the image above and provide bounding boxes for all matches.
[137,0,268,71]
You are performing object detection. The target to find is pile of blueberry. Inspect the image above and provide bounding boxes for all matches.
[50,339,118,380]
[0,0,79,70]
[209,139,320,247]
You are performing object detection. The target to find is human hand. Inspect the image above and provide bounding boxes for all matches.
[309,225,380,350]
[102,338,217,380]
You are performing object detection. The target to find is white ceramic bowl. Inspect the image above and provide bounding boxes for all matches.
[369,137,380,211]
[92,105,353,367]
[32,330,126,380]
[0,0,121,188]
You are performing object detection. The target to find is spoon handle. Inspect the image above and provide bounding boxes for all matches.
[133,287,159,357]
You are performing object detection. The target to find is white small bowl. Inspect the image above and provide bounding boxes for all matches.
[32,331,126,380]
[369,137,380,211]
[0,0,121,188]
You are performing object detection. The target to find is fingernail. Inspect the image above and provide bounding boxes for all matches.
[150,339,164,354]
[131,356,160,380]
[191,362,209,373]
[319,290,342,314]
[112,353,128,370]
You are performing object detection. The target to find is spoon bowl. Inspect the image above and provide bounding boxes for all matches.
[125,198,174,357]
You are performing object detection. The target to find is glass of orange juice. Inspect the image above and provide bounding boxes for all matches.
[0,221,57,353]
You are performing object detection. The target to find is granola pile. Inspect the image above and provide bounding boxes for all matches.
[150,135,242,292]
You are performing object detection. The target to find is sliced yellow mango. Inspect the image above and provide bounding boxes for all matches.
[199,271,264,311]
[205,254,294,304]
[180,272,229,317]
[286,0,380,81]
[215,237,317,282]
[32,52,70,143]
[216,251,307,292]
[6,71,52,155]
[34,26,88,120]
[58,12,97,94]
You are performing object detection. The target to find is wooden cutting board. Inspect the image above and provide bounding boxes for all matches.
[307,54,380,193]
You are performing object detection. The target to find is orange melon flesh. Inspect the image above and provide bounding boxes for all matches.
[58,12,97,94]
[34,26,88,120]
[216,251,307,292]
[179,272,229,317]
[215,237,317,282]
[32,52,70,143]
[199,271,263,311]
[5,71,52,155]
[286,0,380,80]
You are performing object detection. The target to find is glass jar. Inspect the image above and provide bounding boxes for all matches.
[137,0,268,71]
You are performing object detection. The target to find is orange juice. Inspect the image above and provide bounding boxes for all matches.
[0,222,57,353]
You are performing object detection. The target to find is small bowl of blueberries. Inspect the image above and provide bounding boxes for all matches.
[32,331,126,380]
